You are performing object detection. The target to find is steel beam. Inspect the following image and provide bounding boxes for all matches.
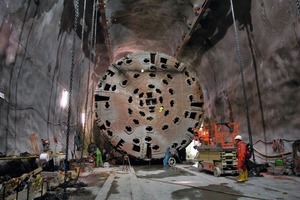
[98,0,114,64]
[175,0,212,58]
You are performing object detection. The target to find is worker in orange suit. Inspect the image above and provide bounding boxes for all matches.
[234,135,248,183]
[193,128,210,145]
[201,130,210,145]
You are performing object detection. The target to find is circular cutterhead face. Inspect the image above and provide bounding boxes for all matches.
[94,52,204,160]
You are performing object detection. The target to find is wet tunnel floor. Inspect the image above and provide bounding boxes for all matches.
[39,164,300,200]
[133,165,243,200]
[66,165,243,200]
[134,164,195,178]
[52,172,110,200]
[171,185,242,200]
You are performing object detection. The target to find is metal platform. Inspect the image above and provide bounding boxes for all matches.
[195,147,238,177]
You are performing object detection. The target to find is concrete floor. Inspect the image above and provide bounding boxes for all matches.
[63,163,300,200]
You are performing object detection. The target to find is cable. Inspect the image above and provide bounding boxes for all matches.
[253,147,292,159]
[72,0,97,184]
[82,0,96,152]
[0,97,77,127]
[229,0,256,164]
[64,0,79,189]
[73,0,87,160]
[0,2,67,90]
[89,0,99,144]
[253,139,295,158]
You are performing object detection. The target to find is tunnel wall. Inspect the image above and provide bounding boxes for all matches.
[0,0,94,157]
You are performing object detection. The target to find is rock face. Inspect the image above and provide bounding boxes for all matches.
[0,0,299,160]
[0,0,91,157]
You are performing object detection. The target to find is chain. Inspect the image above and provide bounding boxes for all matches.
[229,0,255,164]
[64,0,79,185]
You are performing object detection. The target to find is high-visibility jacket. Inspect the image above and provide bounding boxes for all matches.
[200,130,209,143]
[194,129,209,143]
[236,140,247,171]
[95,147,103,167]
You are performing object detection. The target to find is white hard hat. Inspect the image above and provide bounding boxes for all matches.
[234,135,242,140]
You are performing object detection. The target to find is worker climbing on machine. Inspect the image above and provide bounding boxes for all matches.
[193,126,210,147]
[235,135,248,183]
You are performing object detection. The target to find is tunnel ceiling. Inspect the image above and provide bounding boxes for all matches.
[68,0,247,75]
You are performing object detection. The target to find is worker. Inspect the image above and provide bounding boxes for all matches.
[201,130,210,145]
[234,135,248,183]
[163,146,171,166]
[40,139,54,171]
[193,127,201,148]
[95,147,103,167]
[41,139,50,152]
[193,127,210,146]
[87,143,103,167]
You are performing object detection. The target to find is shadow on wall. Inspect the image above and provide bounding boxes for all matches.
[182,0,252,62]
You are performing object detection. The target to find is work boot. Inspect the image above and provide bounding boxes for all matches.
[244,169,248,181]
[236,171,246,183]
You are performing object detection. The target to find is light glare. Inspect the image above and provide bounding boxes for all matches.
[60,90,69,108]
[81,113,86,127]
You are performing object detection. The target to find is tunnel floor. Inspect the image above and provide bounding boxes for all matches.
[2,161,300,200]
[53,163,300,200]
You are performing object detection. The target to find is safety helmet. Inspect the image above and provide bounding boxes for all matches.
[234,135,242,140]
[42,139,50,145]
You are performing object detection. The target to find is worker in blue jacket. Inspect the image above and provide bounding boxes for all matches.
[163,146,171,166]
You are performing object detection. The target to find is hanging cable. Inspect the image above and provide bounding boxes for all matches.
[64,0,79,188]
[0,97,77,127]
[89,0,98,143]
[229,0,256,164]
[85,0,96,131]
[74,0,87,159]
[71,0,97,184]
[73,0,87,160]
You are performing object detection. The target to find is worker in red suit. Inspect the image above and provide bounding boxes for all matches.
[235,135,248,183]
[193,127,210,146]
